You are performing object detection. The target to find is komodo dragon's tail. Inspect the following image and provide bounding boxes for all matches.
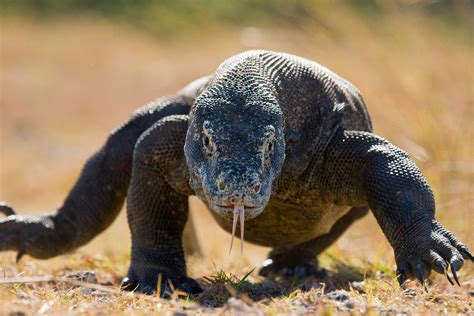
[0,97,200,261]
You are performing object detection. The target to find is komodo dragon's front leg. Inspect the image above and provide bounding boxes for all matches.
[0,97,191,260]
[120,115,201,296]
[323,130,473,286]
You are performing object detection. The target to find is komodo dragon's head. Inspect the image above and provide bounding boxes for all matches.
[184,74,285,246]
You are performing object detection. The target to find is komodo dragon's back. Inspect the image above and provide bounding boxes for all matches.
[209,50,372,130]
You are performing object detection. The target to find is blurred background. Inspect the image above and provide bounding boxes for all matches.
[0,0,472,272]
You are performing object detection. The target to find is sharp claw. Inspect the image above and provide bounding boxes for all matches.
[415,264,427,291]
[460,248,474,261]
[16,245,26,263]
[0,202,15,216]
[450,263,461,286]
[120,277,139,292]
[442,265,454,286]
[445,271,454,286]
[434,261,454,285]
[396,268,406,287]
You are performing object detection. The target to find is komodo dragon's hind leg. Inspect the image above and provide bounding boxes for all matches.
[120,115,202,296]
[259,206,369,278]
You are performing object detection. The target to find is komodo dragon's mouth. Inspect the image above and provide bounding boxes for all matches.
[213,204,261,212]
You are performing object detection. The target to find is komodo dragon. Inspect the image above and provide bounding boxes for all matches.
[1,50,472,295]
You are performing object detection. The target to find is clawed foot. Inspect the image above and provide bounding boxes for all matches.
[259,257,327,279]
[0,202,15,216]
[121,275,202,297]
[395,219,473,288]
[122,246,203,297]
[0,202,59,260]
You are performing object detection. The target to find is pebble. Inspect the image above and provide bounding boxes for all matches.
[351,281,365,292]
[326,290,350,302]
[64,271,97,284]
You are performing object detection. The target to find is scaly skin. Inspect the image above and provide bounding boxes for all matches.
[1,50,472,296]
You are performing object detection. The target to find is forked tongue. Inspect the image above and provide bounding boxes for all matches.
[229,204,245,255]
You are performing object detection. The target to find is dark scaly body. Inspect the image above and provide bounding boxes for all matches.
[1,50,472,296]
[203,52,371,247]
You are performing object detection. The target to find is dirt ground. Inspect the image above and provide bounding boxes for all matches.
[0,10,473,314]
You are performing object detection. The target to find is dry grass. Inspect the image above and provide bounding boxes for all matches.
[1,6,473,314]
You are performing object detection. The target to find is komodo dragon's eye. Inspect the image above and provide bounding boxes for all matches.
[203,136,210,147]
[267,142,273,153]
[264,140,274,161]
[202,120,216,158]
[262,126,276,162]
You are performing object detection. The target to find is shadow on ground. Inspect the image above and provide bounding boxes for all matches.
[196,259,368,307]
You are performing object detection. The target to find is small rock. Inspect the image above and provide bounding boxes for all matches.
[351,281,365,292]
[16,292,30,300]
[80,287,95,296]
[64,271,97,283]
[38,303,52,314]
[326,290,350,302]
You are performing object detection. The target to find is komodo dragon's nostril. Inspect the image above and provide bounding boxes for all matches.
[252,182,262,194]
[217,178,227,192]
